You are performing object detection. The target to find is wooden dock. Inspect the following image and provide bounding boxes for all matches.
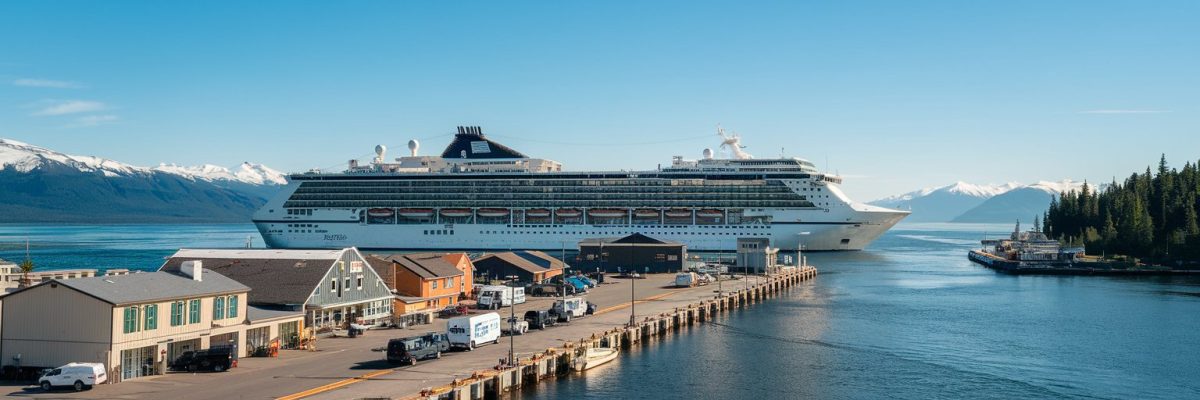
[397,266,819,400]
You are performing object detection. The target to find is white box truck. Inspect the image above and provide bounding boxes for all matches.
[447,312,502,350]
[675,272,698,288]
[552,297,588,322]
[477,286,526,310]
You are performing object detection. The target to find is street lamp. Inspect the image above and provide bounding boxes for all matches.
[797,232,811,268]
[506,274,518,367]
[628,265,636,327]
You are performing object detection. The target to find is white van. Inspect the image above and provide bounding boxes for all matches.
[447,312,502,350]
[39,363,106,391]
[552,297,587,322]
[477,286,526,310]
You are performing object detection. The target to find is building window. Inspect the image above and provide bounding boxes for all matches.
[214,296,226,320]
[331,278,337,292]
[357,276,363,290]
[171,301,184,326]
[227,295,238,318]
[432,279,438,289]
[144,304,158,330]
[448,277,454,288]
[123,307,139,333]
[189,299,201,324]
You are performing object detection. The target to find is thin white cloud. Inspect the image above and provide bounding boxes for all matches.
[31,100,107,116]
[1078,109,1171,114]
[13,78,83,89]
[66,114,119,128]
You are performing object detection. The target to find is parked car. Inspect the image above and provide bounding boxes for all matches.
[586,302,598,315]
[447,312,502,350]
[524,310,558,329]
[586,271,606,284]
[502,317,529,335]
[438,304,469,318]
[387,332,450,365]
[38,363,106,392]
[170,347,233,372]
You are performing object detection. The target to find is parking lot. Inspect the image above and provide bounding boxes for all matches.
[1,273,749,400]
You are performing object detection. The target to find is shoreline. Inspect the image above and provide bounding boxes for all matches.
[968,250,1200,276]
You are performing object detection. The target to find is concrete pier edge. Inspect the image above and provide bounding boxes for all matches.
[397,266,818,400]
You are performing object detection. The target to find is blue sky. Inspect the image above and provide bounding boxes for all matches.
[1,1,1197,200]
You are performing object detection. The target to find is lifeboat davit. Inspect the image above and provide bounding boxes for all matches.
[397,208,434,218]
[696,209,724,218]
[477,208,510,218]
[587,209,627,218]
[555,208,582,218]
[367,208,395,218]
[634,209,660,218]
[665,209,692,218]
[526,208,552,218]
[439,208,472,218]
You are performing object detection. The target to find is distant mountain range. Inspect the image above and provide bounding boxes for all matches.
[871,180,1084,223]
[0,138,286,223]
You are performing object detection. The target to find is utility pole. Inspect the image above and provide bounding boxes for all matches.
[629,265,636,327]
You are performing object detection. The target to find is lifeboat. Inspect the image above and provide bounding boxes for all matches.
[397,208,434,218]
[367,208,395,218]
[587,209,627,218]
[634,209,660,218]
[477,208,510,218]
[696,209,724,218]
[439,208,472,218]
[526,208,552,218]
[665,209,692,218]
[555,208,582,218]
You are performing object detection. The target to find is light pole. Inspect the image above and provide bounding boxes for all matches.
[506,274,518,367]
[628,264,636,327]
[797,232,811,268]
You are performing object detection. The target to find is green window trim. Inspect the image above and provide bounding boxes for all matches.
[214,296,225,320]
[170,301,184,326]
[122,307,139,333]
[227,295,238,319]
[189,299,201,324]
[144,304,158,330]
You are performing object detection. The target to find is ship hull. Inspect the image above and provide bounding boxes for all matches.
[253,208,905,252]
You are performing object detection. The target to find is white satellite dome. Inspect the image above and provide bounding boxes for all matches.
[407,139,420,156]
[702,148,714,160]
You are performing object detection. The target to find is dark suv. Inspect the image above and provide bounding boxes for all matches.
[524,310,557,330]
[387,333,450,365]
[170,347,233,372]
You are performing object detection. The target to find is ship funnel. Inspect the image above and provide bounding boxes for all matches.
[408,139,420,156]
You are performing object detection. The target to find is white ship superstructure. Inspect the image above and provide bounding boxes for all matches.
[252,126,908,252]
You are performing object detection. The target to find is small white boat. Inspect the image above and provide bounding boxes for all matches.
[573,347,618,372]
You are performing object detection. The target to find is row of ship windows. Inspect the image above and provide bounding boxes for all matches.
[287,209,314,215]
[424,230,455,235]
[297,179,794,188]
[481,230,769,237]
[503,224,769,229]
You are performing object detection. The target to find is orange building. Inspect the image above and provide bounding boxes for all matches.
[366,253,475,324]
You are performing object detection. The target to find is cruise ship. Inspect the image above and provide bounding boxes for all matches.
[252,126,908,252]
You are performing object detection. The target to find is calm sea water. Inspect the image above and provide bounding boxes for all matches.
[3,223,1198,399]
[0,224,262,271]
[517,223,1200,400]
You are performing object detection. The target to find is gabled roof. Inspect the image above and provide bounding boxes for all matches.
[160,248,353,306]
[364,255,397,291]
[8,269,248,306]
[475,251,566,274]
[374,253,463,279]
[439,127,528,159]
[580,233,682,246]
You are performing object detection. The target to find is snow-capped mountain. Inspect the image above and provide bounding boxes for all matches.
[153,162,287,185]
[952,180,1085,223]
[871,180,1082,223]
[869,182,1023,222]
[0,137,286,223]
